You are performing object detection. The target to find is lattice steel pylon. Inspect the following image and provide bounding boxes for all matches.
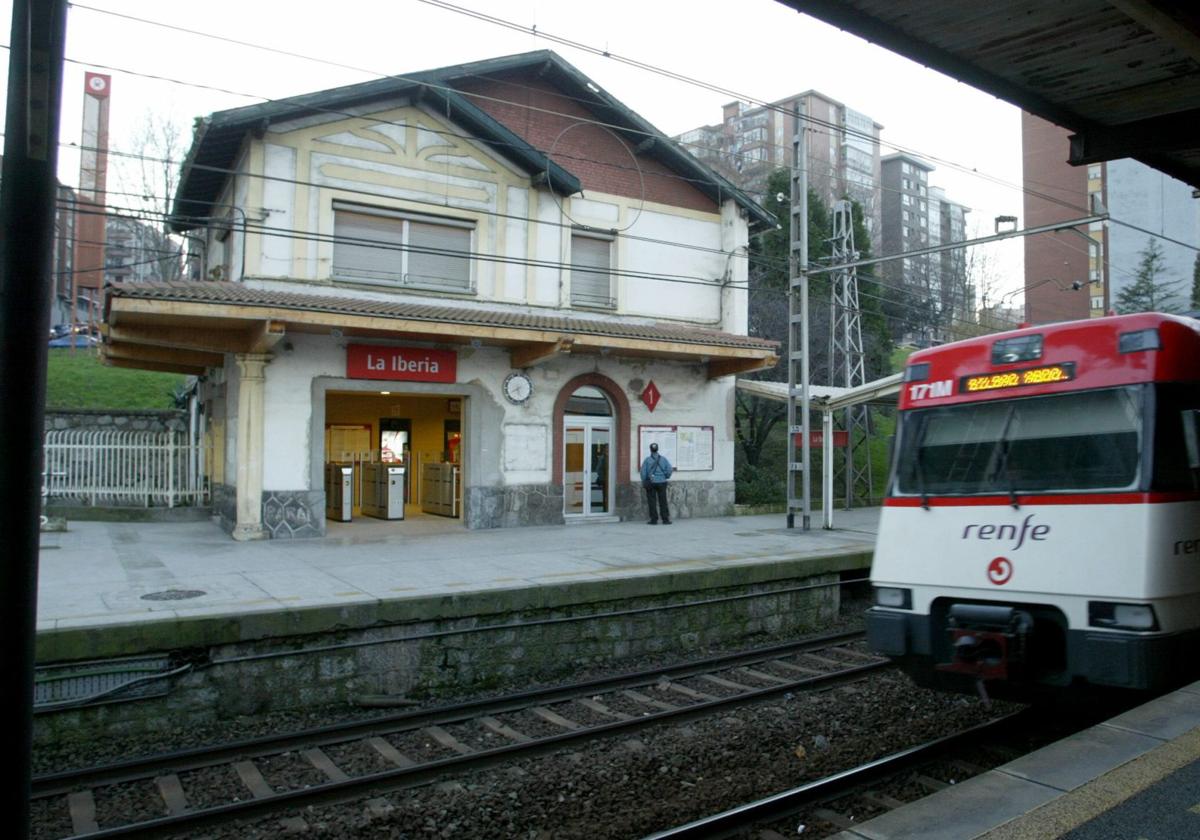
[828,200,873,508]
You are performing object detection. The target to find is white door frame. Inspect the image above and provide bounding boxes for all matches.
[563,414,614,517]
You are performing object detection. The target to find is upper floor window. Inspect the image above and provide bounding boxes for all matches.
[570,232,614,309]
[332,204,473,292]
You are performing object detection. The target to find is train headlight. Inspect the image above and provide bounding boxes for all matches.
[874,587,912,609]
[1088,602,1159,631]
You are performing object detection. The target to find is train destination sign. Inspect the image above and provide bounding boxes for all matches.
[961,362,1076,394]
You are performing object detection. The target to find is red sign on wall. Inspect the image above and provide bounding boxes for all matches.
[346,344,457,383]
[793,430,849,448]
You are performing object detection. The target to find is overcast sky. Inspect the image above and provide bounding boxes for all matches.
[13,0,1032,297]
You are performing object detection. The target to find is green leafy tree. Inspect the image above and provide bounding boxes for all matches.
[1116,238,1182,314]
[735,168,893,485]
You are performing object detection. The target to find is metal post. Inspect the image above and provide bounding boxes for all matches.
[0,2,68,836]
[822,410,834,529]
[786,103,812,530]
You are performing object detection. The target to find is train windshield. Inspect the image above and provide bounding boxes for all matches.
[893,386,1142,497]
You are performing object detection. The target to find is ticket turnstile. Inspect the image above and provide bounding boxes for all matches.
[325,464,353,521]
[362,464,405,520]
[420,462,460,517]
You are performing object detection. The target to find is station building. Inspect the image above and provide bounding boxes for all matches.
[102,50,777,539]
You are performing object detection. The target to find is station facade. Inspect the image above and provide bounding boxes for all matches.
[102,51,777,539]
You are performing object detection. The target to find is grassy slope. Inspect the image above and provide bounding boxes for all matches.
[45,349,187,410]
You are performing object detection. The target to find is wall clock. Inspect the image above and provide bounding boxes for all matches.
[503,372,533,405]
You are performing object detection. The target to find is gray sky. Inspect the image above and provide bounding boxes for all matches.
[20,0,1030,296]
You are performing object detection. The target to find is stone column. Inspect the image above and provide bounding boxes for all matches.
[232,353,271,541]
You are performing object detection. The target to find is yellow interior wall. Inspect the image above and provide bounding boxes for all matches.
[323,392,462,504]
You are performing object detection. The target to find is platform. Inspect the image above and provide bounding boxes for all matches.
[33,508,879,660]
[831,681,1200,840]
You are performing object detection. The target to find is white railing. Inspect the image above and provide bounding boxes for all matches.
[43,430,209,508]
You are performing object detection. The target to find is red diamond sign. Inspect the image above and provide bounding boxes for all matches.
[641,381,661,412]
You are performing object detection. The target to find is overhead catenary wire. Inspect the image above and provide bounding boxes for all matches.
[51,8,1145,332]
[62,3,1097,224]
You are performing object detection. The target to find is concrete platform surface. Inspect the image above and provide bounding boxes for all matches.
[35,508,879,634]
[831,681,1200,840]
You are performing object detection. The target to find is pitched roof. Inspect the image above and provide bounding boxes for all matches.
[105,281,779,352]
[171,50,772,231]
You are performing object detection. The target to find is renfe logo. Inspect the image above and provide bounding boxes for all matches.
[908,379,953,400]
[962,513,1050,551]
[346,344,457,383]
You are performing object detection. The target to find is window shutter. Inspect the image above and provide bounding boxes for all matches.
[571,234,613,307]
[407,221,471,290]
[333,211,405,283]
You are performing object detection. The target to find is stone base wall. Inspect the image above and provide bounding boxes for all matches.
[45,409,187,434]
[32,563,860,745]
[263,490,325,539]
[212,483,236,534]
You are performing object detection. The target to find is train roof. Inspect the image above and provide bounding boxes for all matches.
[899,312,1200,410]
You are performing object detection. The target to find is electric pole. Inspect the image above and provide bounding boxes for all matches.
[786,104,810,530]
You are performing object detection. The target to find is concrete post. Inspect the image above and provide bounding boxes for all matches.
[232,353,271,540]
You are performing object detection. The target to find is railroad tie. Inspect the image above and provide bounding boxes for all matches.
[233,760,275,799]
[67,790,99,836]
[767,659,822,676]
[622,689,678,712]
[660,681,719,702]
[698,673,755,692]
[155,773,190,815]
[576,697,632,721]
[834,646,885,662]
[861,789,907,810]
[798,653,843,668]
[735,666,792,685]
[479,716,533,742]
[813,807,856,830]
[366,736,415,767]
[914,773,950,792]
[530,705,584,731]
[302,747,350,783]
[423,725,474,754]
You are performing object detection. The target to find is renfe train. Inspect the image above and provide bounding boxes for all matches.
[867,312,1200,701]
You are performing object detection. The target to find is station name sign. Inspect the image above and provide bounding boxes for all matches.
[347,344,457,383]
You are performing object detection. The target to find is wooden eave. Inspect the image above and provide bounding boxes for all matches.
[104,297,777,379]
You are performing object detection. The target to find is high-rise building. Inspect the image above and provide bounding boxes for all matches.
[1022,112,1200,324]
[879,154,972,344]
[675,91,883,247]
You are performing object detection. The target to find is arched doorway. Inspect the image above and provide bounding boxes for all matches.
[562,385,614,518]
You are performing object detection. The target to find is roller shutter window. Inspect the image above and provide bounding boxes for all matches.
[333,206,472,291]
[570,233,614,309]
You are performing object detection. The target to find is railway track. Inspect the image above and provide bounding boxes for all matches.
[643,703,1115,840]
[32,629,890,839]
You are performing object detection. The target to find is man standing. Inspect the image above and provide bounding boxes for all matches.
[640,442,673,525]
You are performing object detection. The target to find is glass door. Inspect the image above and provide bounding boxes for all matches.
[564,417,613,517]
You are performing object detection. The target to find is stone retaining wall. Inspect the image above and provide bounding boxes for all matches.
[45,409,187,434]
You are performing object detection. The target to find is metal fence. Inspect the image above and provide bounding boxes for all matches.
[43,430,209,508]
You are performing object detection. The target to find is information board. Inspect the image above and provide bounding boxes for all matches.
[637,425,714,471]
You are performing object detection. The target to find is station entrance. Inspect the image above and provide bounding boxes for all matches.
[323,390,463,530]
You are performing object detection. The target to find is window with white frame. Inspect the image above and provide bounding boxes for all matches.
[332,204,473,292]
[570,232,614,308]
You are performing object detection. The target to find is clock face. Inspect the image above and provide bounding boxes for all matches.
[503,372,532,404]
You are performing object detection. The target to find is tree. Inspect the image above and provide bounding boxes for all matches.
[734,169,893,477]
[111,109,191,282]
[1115,238,1182,314]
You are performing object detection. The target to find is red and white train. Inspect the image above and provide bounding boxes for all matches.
[868,313,1200,700]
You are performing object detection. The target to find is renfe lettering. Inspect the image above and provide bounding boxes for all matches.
[1175,538,1200,555]
[962,513,1050,551]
